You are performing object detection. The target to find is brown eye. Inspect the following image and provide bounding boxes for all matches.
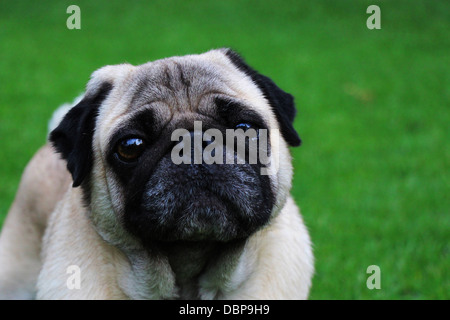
[116,138,145,162]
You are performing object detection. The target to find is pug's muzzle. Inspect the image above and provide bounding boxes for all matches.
[126,131,274,243]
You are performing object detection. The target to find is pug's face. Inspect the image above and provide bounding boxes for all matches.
[50,49,301,247]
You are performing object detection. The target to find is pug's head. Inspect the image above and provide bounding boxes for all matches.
[50,49,301,248]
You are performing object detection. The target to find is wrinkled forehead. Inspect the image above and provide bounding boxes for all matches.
[128,57,235,111]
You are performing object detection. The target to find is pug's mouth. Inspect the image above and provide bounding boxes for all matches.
[139,182,266,242]
[154,190,248,242]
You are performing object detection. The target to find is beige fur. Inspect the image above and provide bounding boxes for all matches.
[0,145,71,299]
[0,49,314,299]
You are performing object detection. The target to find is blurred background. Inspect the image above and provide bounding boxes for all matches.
[0,0,448,299]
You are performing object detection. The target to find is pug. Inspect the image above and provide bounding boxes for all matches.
[0,48,313,299]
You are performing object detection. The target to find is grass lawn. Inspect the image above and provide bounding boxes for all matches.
[0,0,448,299]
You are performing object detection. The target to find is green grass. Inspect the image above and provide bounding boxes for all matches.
[0,0,448,299]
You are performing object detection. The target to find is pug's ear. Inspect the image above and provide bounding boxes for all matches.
[49,82,112,187]
[224,49,302,147]
[49,64,133,187]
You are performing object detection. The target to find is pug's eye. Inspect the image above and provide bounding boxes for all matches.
[235,123,253,131]
[116,138,146,162]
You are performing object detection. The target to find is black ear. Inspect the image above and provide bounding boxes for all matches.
[224,49,301,147]
[49,82,112,187]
